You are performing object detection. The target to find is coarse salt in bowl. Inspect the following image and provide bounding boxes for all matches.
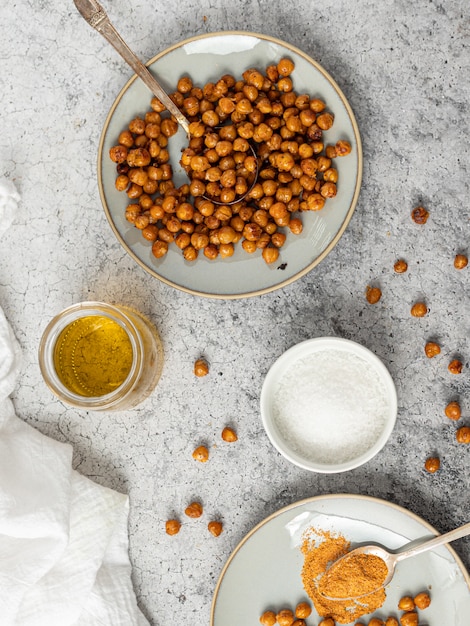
[260,337,398,473]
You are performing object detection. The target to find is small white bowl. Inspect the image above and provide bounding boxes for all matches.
[260,337,397,473]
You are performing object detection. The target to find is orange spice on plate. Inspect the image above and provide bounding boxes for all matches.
[300,529,387,624]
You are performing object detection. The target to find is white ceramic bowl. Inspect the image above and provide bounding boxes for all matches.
[260,337,397,473]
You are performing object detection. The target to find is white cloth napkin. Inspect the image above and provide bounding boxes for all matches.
[0,178,149,625]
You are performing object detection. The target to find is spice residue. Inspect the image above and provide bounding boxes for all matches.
[300,528,387,624]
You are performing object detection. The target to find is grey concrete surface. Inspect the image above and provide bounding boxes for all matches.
[0,1,468,624]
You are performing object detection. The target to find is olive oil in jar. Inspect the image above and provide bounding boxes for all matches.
[53,315,133,397]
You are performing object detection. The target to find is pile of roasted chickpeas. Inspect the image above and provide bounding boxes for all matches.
[109,58,352,264]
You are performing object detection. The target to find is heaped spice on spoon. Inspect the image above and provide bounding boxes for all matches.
[300,528,387,623]
[318,552,389,599]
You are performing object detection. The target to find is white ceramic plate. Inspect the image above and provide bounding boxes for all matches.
[210,494,470,625]
[99,31,362,299]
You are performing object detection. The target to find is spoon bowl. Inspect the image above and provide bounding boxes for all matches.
[319,520,470,601]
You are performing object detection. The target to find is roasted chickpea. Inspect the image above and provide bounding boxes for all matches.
[165,519,181,535]
[183,245,198,261]
[424,456,440,473]
[109,145,128,163]
[208,521,223,537]
[271,232,287,248]
[151,240,168,258]
[242,239,257,254]
[194,358,209,377]
[366,286,382,304]
[185,502,203,518]
[456,426,470,444]
[141,225,159,241]
[318,619,335,626]
[368,619,384,626]
[413,591,431,609]
[277,58,295,76]
[192,445,209,463]
[411,206,429,224]
[221,426,238,442]
[219,243,234,258]
[454,253,468,269]
[385,619,399,626]
[259,611,277,626]
[411,302,427,317]
[276,609,295,626]
[289,218,303,235]
[320,181,337,198]
[262,247,279,264]
[305,193,325,211]
[424,341,440,358]
[115,174,129,191]
[294,602,311,619]
[399,612,418,626]
[316,112,334,130]
[448,359,463,374]
[445,401,461,420]
[398,596,415,612]
[394,259,408,273]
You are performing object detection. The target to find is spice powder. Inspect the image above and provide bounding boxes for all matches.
[300,528,387,624]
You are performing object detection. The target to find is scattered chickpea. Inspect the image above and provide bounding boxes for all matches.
[276,608,295,626]
[454,254,468,269]
[368,619,384,626]
[165,519,181,535]
[424,341,440,358]
[318,619,335,626]
[398,596,415,612]
[411,302,427,317]
[208,520,223,536]
[385,619,399,626]
[259,611,277,626]
[411,206,429,224]
[394,259,408,273]
[448,359,463,374]
[399,611,418,626]
[292,620,306,626]
[456,426,470,444]
[194,358,209,377]
[366,285,382,304]
[192,445,209,462]
[413,591,431,609]
[424,456,440,473]
[294,602,312,619]
[445,401,461,421]
[185,502,203,518]
[221,426,238,442]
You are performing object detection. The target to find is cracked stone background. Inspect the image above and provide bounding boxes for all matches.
[0,0,469,624]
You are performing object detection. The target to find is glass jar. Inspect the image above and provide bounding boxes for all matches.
[39,301,163,410]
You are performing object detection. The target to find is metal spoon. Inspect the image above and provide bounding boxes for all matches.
[73,0,190,135]
[73,0,259,205]
[319,520,470,601]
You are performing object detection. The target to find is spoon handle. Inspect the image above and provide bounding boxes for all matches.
[396,521,470,563]
[73,0,190,134]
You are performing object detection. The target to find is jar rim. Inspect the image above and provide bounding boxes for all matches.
[39,302,144,409]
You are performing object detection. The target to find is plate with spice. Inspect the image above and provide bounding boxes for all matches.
[98,31,362,299]
[210,494,470,626]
